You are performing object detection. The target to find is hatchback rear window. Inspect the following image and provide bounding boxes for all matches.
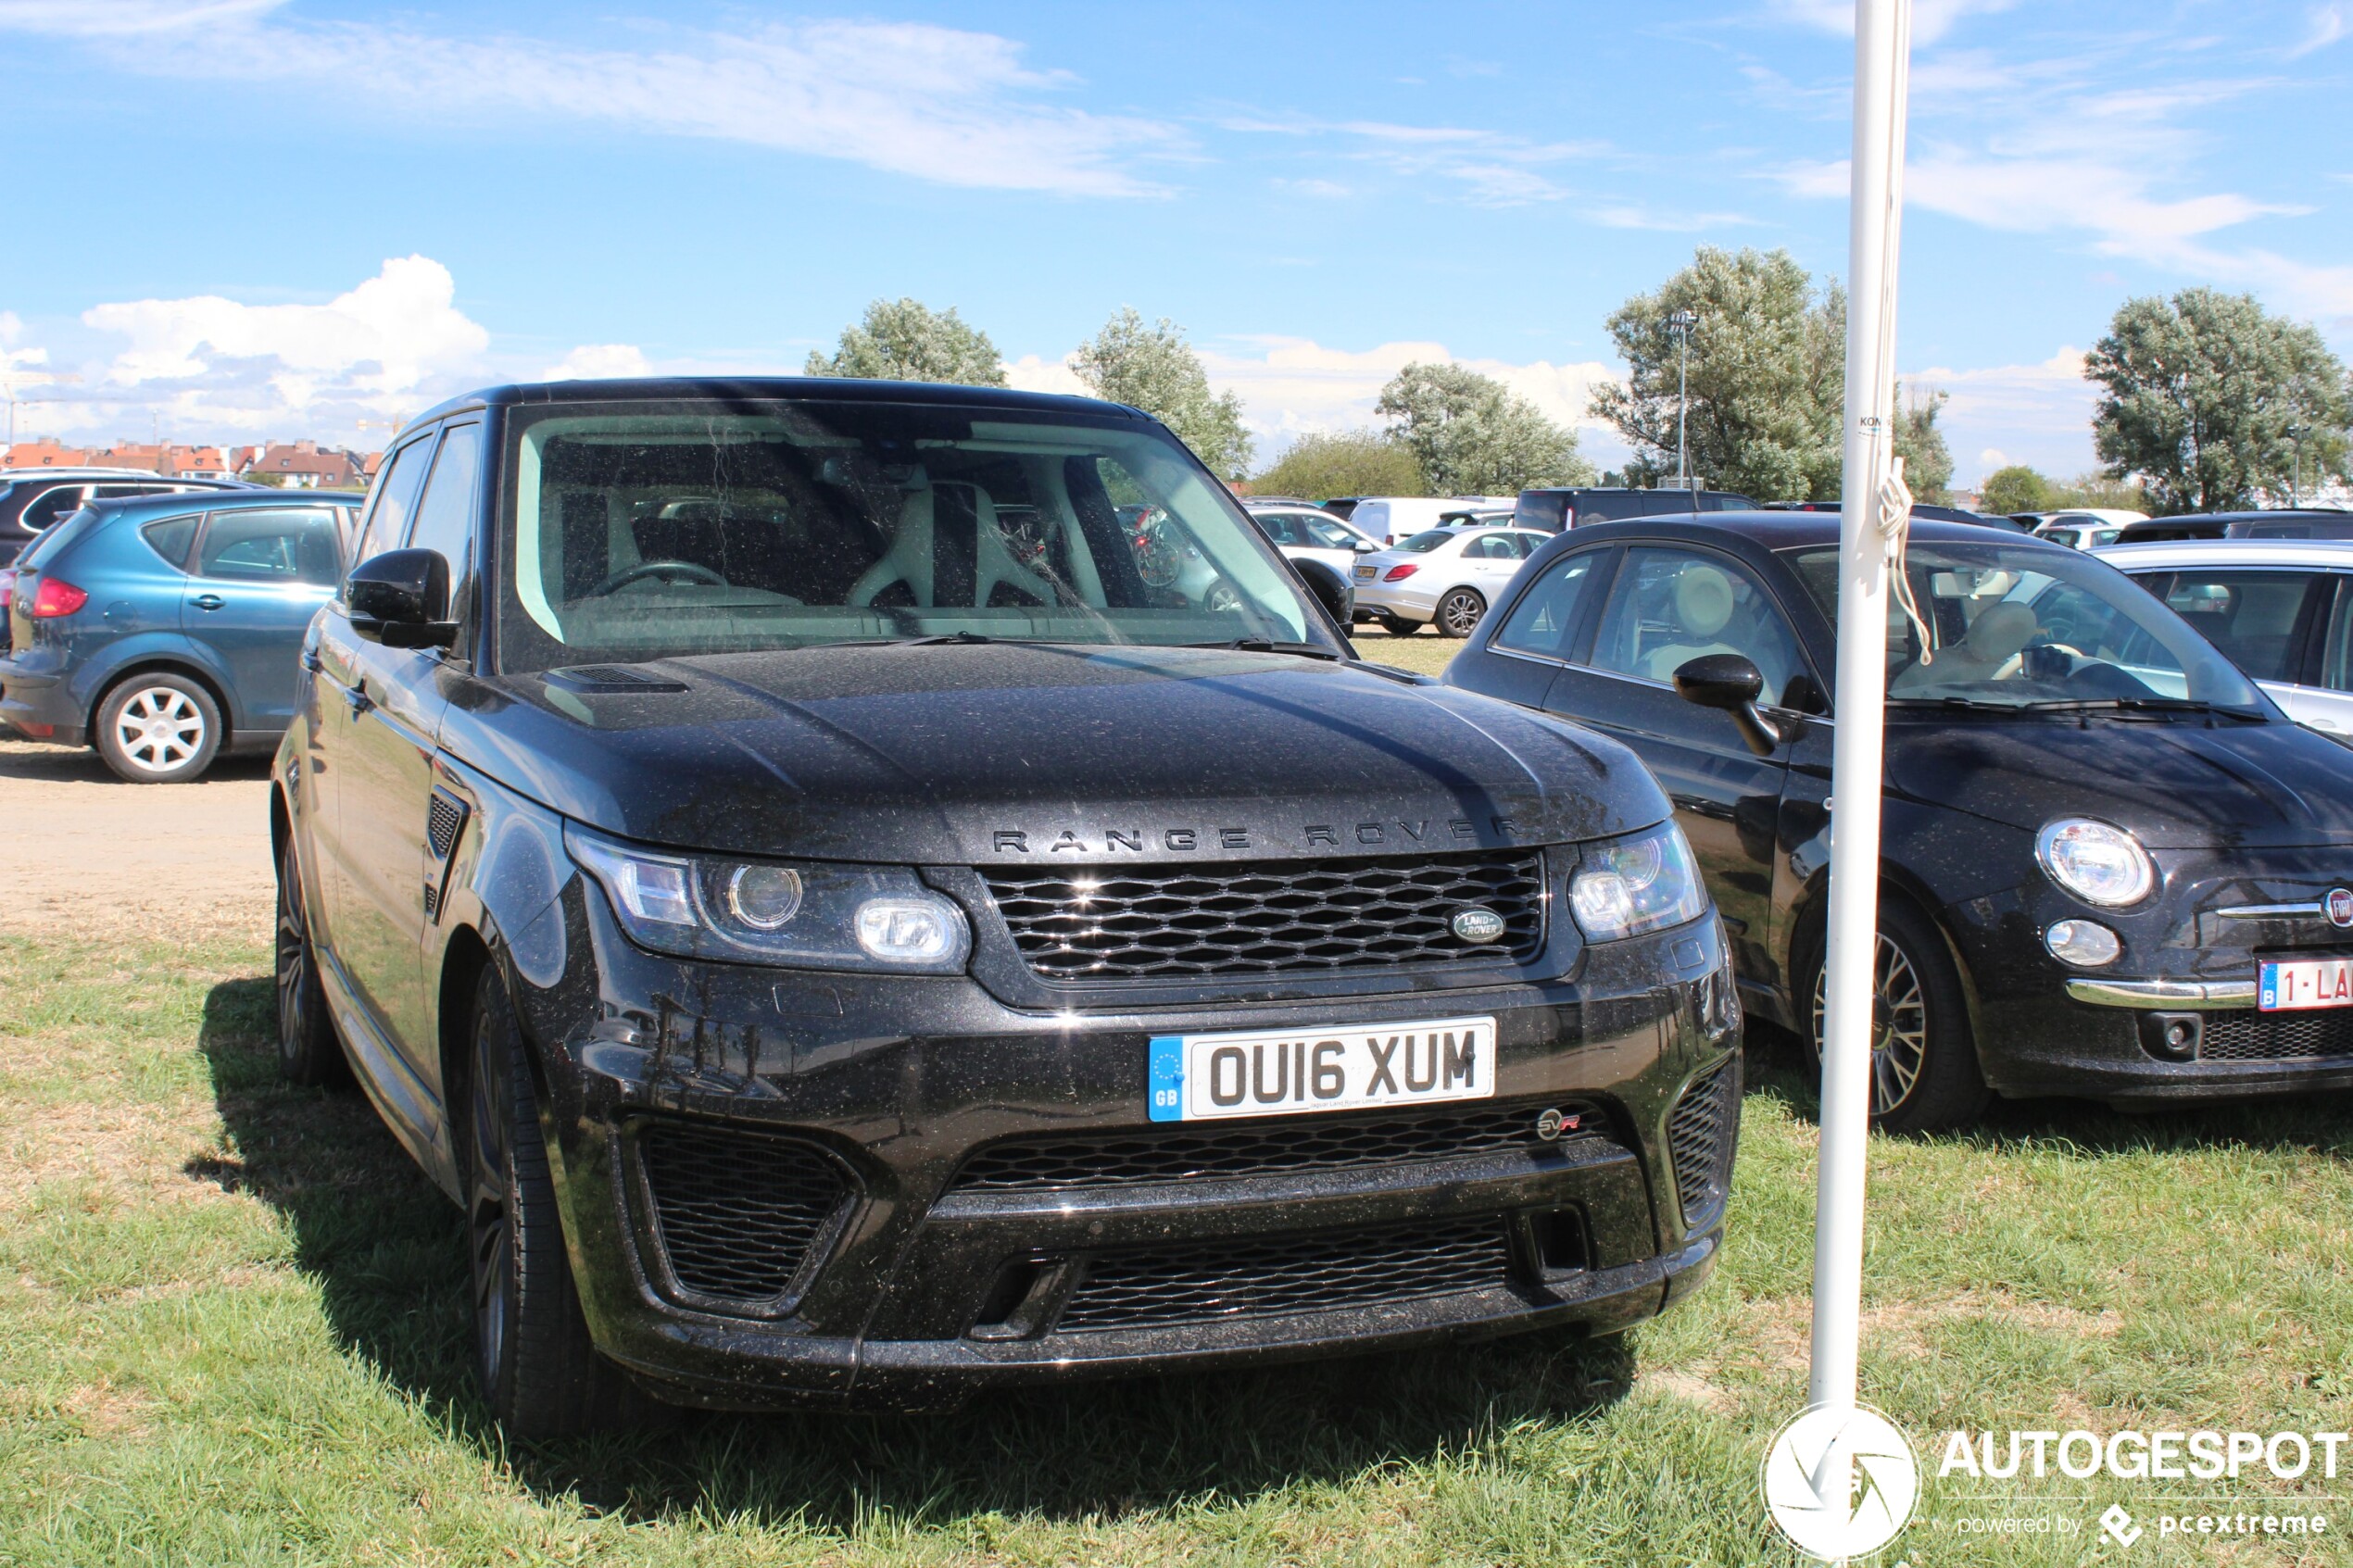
[15,508,96,569]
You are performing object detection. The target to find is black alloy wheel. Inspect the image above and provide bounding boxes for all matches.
[274,840,347,1086]
[1805,898,1989,1134]
[466,967,640,1436]
[1378,612,1419,637]
[1434,586,1487,638]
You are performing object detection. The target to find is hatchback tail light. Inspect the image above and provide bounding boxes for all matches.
[30,577,88,618]
[1381,563,1419,582]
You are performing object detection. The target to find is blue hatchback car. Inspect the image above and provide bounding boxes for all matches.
[1,489,360,781]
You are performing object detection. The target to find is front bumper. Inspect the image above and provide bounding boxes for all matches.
[514,882,1743,1410]
[1944,848,2353,1106]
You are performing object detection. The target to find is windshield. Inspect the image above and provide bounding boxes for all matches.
[1784,540,2262,710]
[1398,530,1456,553]
[496,400,1335,672]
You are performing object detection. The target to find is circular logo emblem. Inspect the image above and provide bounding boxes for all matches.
[2327,888,2353,929]
[1534,1107,1566,1140]
[1451,907,1506,944]
[1760,1403,1919,1562]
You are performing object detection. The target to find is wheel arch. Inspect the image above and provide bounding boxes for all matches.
[1786,862,1988,1068]
[86,656,240,744]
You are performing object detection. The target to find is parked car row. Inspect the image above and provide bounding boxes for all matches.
[0,467,259,564]
[6,375,2349,1444]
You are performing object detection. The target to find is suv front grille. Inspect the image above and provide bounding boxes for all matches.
[1667,1057,1740,1227]
[1054,1219,1510,1332]
[980,850,1545,982]
[636,1123,853,1309]
[2201,1010,2353,1061]
[949,1098,1608,1192]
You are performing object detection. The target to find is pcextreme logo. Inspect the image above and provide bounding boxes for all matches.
[1762,1402,1921,1562]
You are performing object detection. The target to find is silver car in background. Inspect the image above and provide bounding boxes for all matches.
[2096,537,2353,737]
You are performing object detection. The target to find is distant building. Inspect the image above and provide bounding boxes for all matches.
[4,440,93,469]
[243,440,365,489]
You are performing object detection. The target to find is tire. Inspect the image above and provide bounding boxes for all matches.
[1804,897,1989,1134]
[95,672,222,784]
[1434,587,1487,639]
[467,966,640,1437]
[1378,613,1419,637]
[274,839,348,1087]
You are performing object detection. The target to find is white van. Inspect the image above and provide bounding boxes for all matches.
[1349,497,1494,545]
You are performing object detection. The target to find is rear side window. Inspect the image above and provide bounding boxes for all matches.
[141,515,202,570]
[2160,570,2325,683]
[196,508,345,585]
[1493,551,1603,658]
[19,484,88,533]
[1514,493,1568,531]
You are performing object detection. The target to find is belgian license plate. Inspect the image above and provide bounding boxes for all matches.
[1147,1016,1496,1123]
[2259,959,2353,1011]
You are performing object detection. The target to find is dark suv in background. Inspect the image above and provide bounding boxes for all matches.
[274,376,1743,1435]
[0,469,253,563]
[1513,487,1758,532]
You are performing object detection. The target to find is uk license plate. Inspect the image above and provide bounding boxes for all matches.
[1147,1016,1496,1123]
[2258,958,2353,1011]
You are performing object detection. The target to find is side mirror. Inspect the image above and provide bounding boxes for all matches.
[1291,557,1355,629]
[1353,538,1379,553]
[346,548,457,649]
[1674,653,1782,757]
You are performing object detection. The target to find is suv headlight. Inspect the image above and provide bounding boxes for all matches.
[566,826,971,972]
[2036,818,2155,908]
[1569,822,1709,941]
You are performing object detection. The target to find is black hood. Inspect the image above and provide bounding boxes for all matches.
[456,644,1672,865]
[1885,713,2353,849]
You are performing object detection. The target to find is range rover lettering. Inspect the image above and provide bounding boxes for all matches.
[273,378,1742,1434]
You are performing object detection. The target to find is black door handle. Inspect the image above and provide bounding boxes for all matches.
[302,648,322,672]
[192,593,225,610]
[344,684,373,717]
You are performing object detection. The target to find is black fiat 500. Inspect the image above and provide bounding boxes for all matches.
[1444,511,2353,1133]
[272,378,1742,1433]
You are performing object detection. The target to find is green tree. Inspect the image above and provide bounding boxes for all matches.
[1251,428,1425,499]
[1070,307,1253,480]
[2086,288,2351,514]
[1592,246,1845,502]
[804,297,1007,385]
[2049,473,2152,514]
[1892,384,1953,503]
[1977,465,2053,515]
[1375,362,1591,495]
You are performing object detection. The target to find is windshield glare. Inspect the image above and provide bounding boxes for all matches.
[1785,541,2262,710]
[497,401,1331,672]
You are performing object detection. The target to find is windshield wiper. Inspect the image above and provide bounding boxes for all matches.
[1185,638,1344,661]
[890,632,1003,646]
[2020,696,2267,721]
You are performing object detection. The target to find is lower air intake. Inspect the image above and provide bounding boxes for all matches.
[1054,1219,1511,1332]
[1667,1056,1741,1228]
[2200,1009,2353,1060]
[636,1123,852,1310]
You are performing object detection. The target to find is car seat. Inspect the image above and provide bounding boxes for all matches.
[1892,599,2037,687]
[848,477,1056,609]
[1641,563,1745,680]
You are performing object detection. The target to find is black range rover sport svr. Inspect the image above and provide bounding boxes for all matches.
[272,378,1742,1433]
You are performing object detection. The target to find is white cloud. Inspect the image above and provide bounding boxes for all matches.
[1003,355,1088,397]
[2290,4,2347,56]
[541,344,652,381]
[1591,205,1758,232]
[1902,349,2097,483]
[2,9,1177,198]
[1225,116,1609,208]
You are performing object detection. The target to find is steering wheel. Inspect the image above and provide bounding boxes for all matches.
[588,559,729,596]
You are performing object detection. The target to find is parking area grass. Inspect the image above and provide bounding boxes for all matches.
[6,929,2351,1565]
[1353,625,1460,679]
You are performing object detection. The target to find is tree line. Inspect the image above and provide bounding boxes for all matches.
[807,257,2353,515]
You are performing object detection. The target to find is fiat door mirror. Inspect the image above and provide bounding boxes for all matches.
[346,547,458,649]
[1674,652,1782,757]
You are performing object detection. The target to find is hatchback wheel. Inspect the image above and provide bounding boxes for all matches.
[274,840,347,1086]
[468,967,639,1436]
[1805,899,1989,1134]
[96,674,221,784]
[1434,587,1486,638]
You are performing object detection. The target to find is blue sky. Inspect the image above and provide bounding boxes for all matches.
[2,0,2347,486]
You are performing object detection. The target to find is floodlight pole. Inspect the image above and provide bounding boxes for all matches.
[1668,309,1698,489]
[1811,0,1913,1415]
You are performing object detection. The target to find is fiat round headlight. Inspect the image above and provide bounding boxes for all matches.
[2036,819,2155,908]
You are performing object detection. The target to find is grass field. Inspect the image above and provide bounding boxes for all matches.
[6,925,2350,1566]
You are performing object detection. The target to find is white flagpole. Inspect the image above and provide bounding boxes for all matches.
[1810,0,1913,1413]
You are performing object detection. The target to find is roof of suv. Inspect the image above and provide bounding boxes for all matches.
[403,376,1145,438]
[2094,537,2353,571]
[1543,509,2067,554]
